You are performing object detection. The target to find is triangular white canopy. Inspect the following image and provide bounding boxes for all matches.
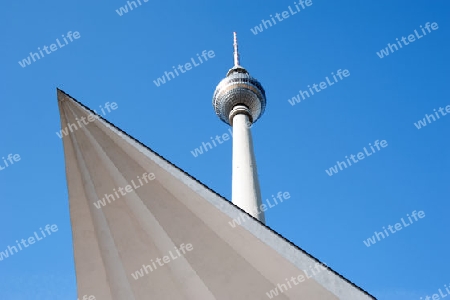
[57,89,375,300]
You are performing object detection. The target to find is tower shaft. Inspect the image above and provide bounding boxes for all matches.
[231,106,265,223]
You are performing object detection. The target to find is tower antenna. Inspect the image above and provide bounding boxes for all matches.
[233,32,240,67]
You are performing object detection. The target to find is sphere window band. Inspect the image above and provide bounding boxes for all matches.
[213,73,266,126]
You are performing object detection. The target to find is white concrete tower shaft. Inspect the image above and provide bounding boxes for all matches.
[230,105,265,223]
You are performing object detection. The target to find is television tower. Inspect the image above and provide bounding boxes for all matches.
[212,32,266,223]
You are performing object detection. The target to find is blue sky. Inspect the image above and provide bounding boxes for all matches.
[1,0,449,299]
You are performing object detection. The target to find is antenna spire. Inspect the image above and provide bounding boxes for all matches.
[233,32,240,67]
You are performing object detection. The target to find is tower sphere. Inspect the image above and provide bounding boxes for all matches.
[212,33,266,126]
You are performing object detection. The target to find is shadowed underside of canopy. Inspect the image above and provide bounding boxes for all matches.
[57,89,376,300]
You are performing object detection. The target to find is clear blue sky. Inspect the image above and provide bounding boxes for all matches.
[1,0,449,299]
